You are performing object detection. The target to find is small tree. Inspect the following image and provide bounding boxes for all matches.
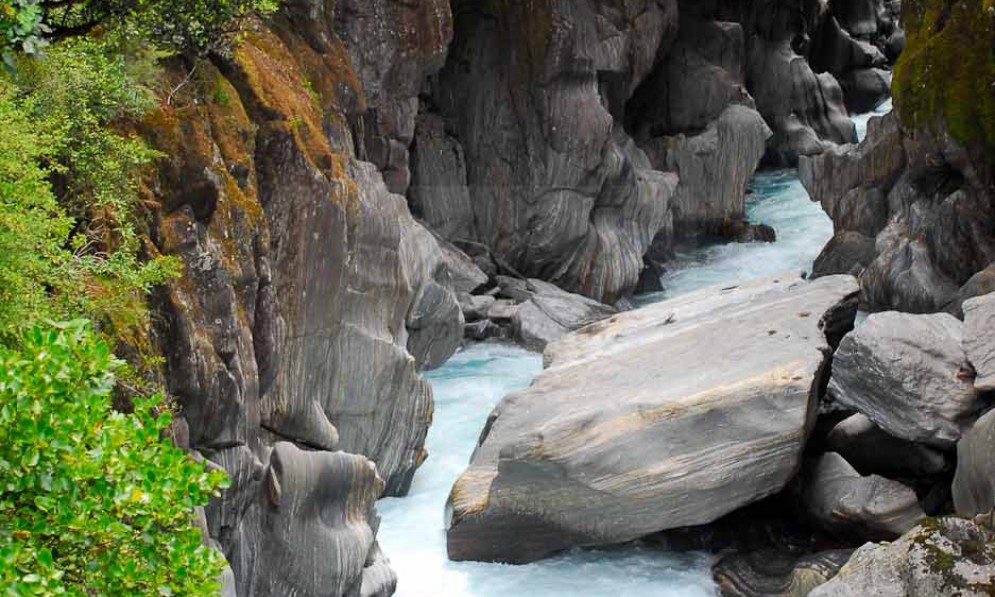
[0,321,230,596]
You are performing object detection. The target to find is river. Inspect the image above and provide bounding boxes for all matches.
[378,103,891,596]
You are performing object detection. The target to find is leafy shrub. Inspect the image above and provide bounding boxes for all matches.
[1,0,279,59]
[0,321,230,595]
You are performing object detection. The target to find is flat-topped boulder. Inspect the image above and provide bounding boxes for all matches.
[446,275,859,563]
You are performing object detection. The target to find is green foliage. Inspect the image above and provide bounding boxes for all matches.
[1,0,279,57]
[894,0,995,164]
[0,38,178,345]
[0,321,229,596]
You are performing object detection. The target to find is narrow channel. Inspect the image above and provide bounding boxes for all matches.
[378,104,892,597]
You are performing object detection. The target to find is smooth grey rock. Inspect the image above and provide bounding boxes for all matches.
[800,452,925,539]
[812,232,877,279]
[435,0,681,302]
[714,549,854,597]
[809,518,995,597]
[408,112,474,242]
[487,300,518,323]
[829,311,978,448]
[233,442,392,597]
[963,293,995,391]
[435,237,489,296]
[458,293,496,323]
[949,264,995,317]
[826,414,948,479]
[953,408,995,517]
[512,280,616,351]
[447,275,859,563]
[643,105,772,238]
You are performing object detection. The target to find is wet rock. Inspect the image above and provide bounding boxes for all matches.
[487,300,518,323]
[963,293,995,391]
[446,275,859,563]
[953,409,995,517]
[839,68,892,114]
[799,452,925,539]
[948,264,995,318]
[826,414,948,479]
[714,549,854,597]
[828,311,978,448]
[809,518,995,597]
[512,280,616,352]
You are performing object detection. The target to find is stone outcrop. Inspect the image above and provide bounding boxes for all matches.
[953,409,995,517]
[425,0,682,304]
[828,312,978,448]
[511,279,617,352]
[146,1,463,593]
[446,275,859,563]
[641,104,772,238]
[798,452,925,539]
[809,518,995,597]
[803,0,995,314]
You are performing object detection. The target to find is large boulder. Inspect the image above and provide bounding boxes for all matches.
[826,413,948,479]
[809,518,995,597]
[828,311,978,448]
[963,293,995,392]
[798,452,925,539]
[446,275,859,563]
[953,409,995,517]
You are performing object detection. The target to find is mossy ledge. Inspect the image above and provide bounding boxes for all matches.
[893,0,995,179]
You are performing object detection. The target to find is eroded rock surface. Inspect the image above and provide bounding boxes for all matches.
[446,275,859,563]
[809,518,995,597]
[828,312,978,448]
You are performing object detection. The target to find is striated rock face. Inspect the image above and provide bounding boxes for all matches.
[828,312,978,448]
[809,518,995,597]
[425,0,682,304]
[641,104,772,238]
[147,1,463,593]
[953,409,995,518]
[714,549,854,597]
[446,275,859,563]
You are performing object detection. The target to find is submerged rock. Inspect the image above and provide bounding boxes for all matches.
[828,311,978,448]
[809,518,995,597]
[446,275,859,563]
[953,409,995,517]
[799,452,925,539]
[714,549,854,597]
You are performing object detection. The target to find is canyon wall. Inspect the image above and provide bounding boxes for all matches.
[143,0,910,594]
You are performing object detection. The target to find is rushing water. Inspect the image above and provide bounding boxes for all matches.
[853,98,893,142]
[377,167,838,596]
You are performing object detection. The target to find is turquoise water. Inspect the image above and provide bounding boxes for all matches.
[377,343,717,596]
[375,101,904,594]
[638,170,834,302]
